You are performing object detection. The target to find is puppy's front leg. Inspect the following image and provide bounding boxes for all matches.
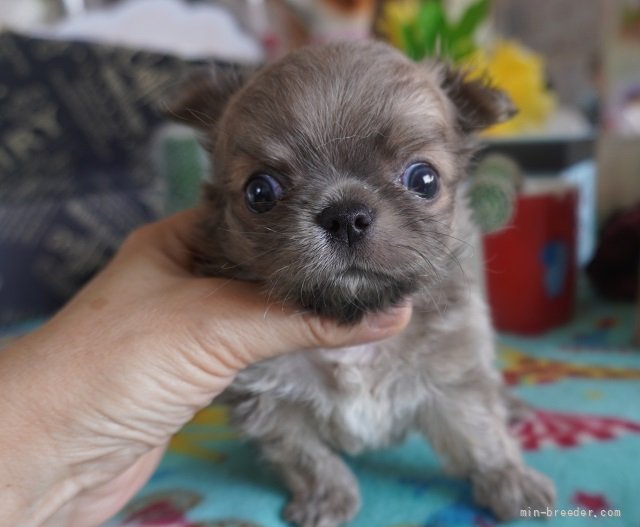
[418,378,555,521]
[232,397,360,527]
[265,436,360,527]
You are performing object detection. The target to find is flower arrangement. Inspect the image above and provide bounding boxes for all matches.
[379,0,556,136]
[465,40,556,136]
[379,0,489,62]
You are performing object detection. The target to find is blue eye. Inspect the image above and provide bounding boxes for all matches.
[401,163,440,199]
[244,173,283,213]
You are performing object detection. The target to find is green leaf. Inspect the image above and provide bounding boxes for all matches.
[451,0,490,42]
[400,22,420,61]
[414,0,448,60]
[451,37,478,62]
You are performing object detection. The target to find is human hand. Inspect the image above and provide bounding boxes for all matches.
[0,209,412,527]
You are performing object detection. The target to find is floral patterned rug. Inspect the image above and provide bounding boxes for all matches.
[108,289,640,527]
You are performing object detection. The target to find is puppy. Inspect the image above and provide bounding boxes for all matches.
[169,40,555,526]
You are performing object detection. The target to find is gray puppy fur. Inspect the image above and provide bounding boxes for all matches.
[170,40,555,526]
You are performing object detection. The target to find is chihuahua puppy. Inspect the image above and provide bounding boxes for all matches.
[169,40,555,527]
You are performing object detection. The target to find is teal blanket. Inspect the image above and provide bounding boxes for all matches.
[107,292,640,527]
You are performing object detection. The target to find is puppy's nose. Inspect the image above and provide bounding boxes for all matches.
[316,202,374,246]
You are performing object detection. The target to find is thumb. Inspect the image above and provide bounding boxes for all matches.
[230,300,413,365]
[183,280,412,371]
[284,305,413,352]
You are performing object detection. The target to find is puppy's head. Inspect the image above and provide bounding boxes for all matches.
[170,41,514,322]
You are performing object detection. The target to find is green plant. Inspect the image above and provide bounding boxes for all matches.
[397,0,490,62]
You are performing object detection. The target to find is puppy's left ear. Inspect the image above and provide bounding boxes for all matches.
[165,64,258,130]
[438,64,517,134]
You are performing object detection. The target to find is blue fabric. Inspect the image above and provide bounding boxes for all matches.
[108,290,640,527]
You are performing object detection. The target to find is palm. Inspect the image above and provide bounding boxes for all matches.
[50,446,165,526]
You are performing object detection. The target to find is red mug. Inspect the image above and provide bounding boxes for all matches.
[483,184,578,335]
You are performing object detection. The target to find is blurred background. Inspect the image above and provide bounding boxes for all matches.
[1,0,638,335]
[1,1,639,526]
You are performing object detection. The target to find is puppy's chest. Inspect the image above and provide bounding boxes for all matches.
[315,345,423,452]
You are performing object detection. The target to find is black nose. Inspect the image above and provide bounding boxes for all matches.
[316,202,374,246]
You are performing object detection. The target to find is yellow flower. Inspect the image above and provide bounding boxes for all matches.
[463,40,555,136]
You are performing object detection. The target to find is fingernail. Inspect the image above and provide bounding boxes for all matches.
[366,304,411,331]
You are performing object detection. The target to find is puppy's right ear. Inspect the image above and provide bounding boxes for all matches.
[165,64,257,131]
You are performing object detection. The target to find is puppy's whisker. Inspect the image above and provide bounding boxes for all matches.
[316,129,381,149]
[392,243,442,283]
[400,214,451,230]
[217,227,286,237]
[422,233,469,285]
[421,280,444,318]
[423,230,473,250]
[200,277,236,299]
[265,264,293,308]
[390,242,450,315]
[213,243,289,273]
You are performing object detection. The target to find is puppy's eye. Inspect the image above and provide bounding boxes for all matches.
[401,163,440,200]
[244,173,283,213]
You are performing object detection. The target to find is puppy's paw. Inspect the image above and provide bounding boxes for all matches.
[472,464,556,521]
[283,485,360,527]
[503,390,534,425]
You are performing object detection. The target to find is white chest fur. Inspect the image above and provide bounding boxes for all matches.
[233,341,428,454]
[313,345,420,453]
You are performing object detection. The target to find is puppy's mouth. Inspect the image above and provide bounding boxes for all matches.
[294,267,417,324]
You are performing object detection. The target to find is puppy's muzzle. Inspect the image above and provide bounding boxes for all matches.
[316,201,374,246]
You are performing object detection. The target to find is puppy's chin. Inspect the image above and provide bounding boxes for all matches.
[293,270,417,324]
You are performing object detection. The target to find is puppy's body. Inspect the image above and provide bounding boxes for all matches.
[172,41,554,526]
[226,196,520,526]
[230,196,490,456]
